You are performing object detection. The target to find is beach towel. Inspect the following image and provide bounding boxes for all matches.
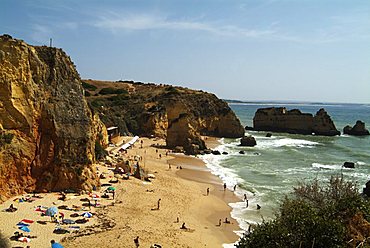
[18,237,31,242]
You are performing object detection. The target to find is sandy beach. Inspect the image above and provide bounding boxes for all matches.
[0,137,240,248]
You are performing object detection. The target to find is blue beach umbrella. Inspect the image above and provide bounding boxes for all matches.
[17,222,29,227]
[19,226,31,232]
[45,206,58,217]
[81,212,92,218]
[51,242,64,248]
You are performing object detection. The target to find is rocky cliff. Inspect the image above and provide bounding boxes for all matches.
[253,107,340,136]
[0,35,107,201]
[83,80,244,154]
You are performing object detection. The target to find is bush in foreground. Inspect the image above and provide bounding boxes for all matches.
[0,231,9,248]
[236,176,370,248]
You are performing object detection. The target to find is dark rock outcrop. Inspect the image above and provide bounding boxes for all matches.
[253,107,340,136]
[343,162,355,169]
[240,136,257,147]
[363,181,370,197]
[84,80,244,155]
[211,150,221,155]
[343,121,370,136]
[0,36,107,201]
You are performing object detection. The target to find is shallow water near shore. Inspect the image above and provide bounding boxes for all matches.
[201,102,370,235]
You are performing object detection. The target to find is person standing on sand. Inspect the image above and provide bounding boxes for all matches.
[157,198,161,210]
[206,188,210,196]
[223,183,226,191]
[218,219,221,226]
[180,222,187,229]
[134,236,139,247]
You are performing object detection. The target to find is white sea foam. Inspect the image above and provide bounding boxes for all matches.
[201,141,264,235]
[257,137,319,149]
[312,163,342,170]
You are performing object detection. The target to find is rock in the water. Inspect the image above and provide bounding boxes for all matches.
[266,133,272,137]
[245,126,254,131]
[343,120,370,136]
[212,150,221,155]
[363,181,370,197]
[253,107,340,136]
[240,136,257,147]
[343,162,355,168]
[239,151,245,154]
[203,149,212,154]
[222,152,228,155]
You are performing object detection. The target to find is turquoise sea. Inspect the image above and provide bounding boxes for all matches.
[201,102,370,233]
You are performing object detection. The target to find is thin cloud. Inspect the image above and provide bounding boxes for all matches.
[93,13,276,38]
[30,24,53,45]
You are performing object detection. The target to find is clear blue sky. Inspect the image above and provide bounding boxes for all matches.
[2,0,369,103]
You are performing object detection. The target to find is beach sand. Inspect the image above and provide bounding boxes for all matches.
[0,137,240,248]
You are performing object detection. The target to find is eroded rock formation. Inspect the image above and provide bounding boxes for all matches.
[0,35,107,201]
[240,136,257,147]
[84,80,244,154]
[343,120,369,136]
[253,107,340,136]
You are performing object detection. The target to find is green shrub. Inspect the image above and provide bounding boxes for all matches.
[0,132,14,147]
[107,94,130,104]
[81,81,97,91]
[0,231,9,248]
[95,141,107,160]
[99,87,128,95]
[237,176,370,248]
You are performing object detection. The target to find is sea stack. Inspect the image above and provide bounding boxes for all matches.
[253,107,340,136]
[343,120,370,136]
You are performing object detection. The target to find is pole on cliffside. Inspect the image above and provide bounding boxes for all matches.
[49,38,52,47]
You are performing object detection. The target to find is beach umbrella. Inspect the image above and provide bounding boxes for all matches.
[45,206,58,217]
[17,222,29,227]
[89,193,100,198]
[107,186,116,191]
[81,212,93,218]
[62,219,76,224]
[19,226,31,232]
[21,219,34,224]
[51,242,64,248]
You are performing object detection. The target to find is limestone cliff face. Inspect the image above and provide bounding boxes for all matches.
[253,107,340,136]
[84,81,244,154]
[0,35,105,201]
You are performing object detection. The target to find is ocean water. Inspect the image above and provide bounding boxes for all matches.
[201,102,370,234]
